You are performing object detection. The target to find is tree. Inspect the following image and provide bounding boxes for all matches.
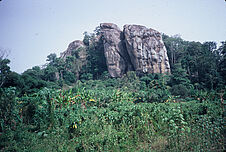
[170,63,193,97]
[163,34,188,69]
[54,58,65,79]
[182,41,202,82]
[23,66,44,80]
[82,36,107,79]
[0,49,11,87]
[170,63,191,85]
[198,42,219,89]
[46,53,57,66]
[83,32,90,46]
[217,41,226,84]
[21,66,48,93]
[2,72,24,90]
[44,65,57,82]
[65,49,84,81]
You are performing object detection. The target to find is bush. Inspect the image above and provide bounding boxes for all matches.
[1,78,224,151]
[0,87,19,132]
[171,84,190,97]
[63,71,76,84]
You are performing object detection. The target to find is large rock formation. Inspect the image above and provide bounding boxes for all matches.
[123,24,170,74]
[100,23,170,77]
[100,23,133,77]
[60,23,170,78]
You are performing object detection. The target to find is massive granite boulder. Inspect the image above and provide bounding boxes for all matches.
[123,24,170,74]
[100,23,133,77]
[60,23,170,78]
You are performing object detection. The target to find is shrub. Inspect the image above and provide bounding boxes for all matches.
[171,84,190,97]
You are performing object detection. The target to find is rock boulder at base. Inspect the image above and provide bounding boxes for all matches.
[123,24,170,74]
[100,23,133,77]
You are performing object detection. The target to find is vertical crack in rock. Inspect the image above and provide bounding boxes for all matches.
[100,23,132,77]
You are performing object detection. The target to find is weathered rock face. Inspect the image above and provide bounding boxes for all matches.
[60,40,85,60]
[61,23,170,78]
[60,40,87,80]
[100,23,133,77]
[123,24,170,74]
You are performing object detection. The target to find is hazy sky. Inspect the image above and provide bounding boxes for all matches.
[0,0,226,73]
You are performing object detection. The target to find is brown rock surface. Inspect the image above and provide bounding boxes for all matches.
[100,23,133,77]
[60,40,86,80]
[60,40,85,60]
[60,23,170,78]
[123,24,170,74]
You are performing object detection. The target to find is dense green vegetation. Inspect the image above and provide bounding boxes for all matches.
[0,32,225,151]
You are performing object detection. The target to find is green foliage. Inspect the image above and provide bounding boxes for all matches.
[0,87,19,132]
[62,71,76,84]
[1,84,224,151]
[81,32,108,79]
[217,41,226,85]
[3,72,24,90]
[169,63,193,97]
[43,65,57,82]
[0,58,10,87]
[171,84,190,97]
[80,73,93,82]
[163,34,188,69]
[1,30,225,151]
[163,35,225,90]
[139,73,171,103]
[46,53,57,66]
[83,31,90,46]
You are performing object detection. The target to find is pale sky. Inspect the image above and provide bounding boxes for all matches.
[0,0,226,73]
